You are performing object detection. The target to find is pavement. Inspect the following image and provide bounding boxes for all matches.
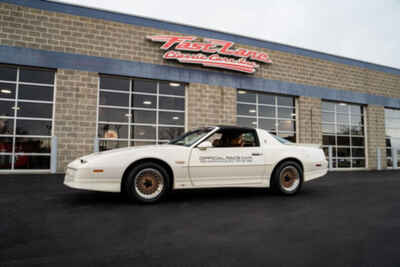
[1,171,400,267]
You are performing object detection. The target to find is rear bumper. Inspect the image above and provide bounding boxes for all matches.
[304,160,328,182]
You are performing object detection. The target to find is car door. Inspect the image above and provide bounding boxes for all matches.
[188,128,266,187]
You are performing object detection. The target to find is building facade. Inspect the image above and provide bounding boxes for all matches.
[0,0,399,173]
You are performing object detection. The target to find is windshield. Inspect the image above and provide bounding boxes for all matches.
[271,134,293,144]
[168,127,214,146]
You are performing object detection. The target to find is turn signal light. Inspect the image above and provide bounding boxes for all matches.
[93,169,104,173]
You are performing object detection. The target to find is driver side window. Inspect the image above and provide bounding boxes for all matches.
[204,129,259,148]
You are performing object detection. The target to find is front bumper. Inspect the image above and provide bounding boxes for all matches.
[64,167,121,192]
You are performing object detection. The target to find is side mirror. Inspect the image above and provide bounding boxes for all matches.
[197,141,212,150]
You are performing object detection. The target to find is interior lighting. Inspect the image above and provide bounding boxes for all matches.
[169,82,181,87]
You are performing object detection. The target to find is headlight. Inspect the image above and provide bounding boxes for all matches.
[80,159,88,164]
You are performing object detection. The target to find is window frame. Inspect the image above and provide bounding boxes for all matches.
[0,64,56,172]
[321,101,366,169]
[198,128,261,148]
[96,75,186,151]
[384,108,400,168]
[236,90,297,143]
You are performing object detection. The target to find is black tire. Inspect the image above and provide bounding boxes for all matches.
[124,162,170,203]
[271,161,303,195]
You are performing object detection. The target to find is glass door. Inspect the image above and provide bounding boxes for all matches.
[0,65,55,171]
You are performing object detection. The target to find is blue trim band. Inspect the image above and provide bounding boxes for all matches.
[1,45,399,108]
[1,0,400,76]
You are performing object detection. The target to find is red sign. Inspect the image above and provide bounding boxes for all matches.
[147,35,272,74]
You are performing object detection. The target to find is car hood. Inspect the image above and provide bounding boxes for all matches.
[80,144,186,161]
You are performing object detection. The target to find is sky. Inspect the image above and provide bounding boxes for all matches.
[58,0,400,69]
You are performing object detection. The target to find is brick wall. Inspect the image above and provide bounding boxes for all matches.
[297,97,322,144]
[1,2,399,171]
[365,105,387,169]
[1,2,399,99]
[54,69,98,171]
[187,83,236,130]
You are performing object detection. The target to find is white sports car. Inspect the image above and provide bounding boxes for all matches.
[64,126,328,203]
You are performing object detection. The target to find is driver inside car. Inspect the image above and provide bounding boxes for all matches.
[212,133,244,147]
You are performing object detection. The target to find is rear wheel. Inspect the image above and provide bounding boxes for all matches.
[124,162,170,203]
[272,161,303,195]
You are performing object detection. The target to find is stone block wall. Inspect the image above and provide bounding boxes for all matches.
[0,2,399,170]
[187,83,236,130]
[365,105,387,169]
[54,69,98,172]
[0,2,399,99]
[297,97,322,144]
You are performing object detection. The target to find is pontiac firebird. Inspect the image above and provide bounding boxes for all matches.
[64,126,328,203]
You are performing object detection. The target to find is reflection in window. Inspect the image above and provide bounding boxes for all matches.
[159,81,185,96]
[99,91,129,107]
[132,110,156,124]
[98,76,185,151]
[15,137,51,153]
[237,90,296,142]
[385,108,400,168]
[99,140,128,151]
[159,96,185,110]
[133,79,157,93]
[158,127,184,140]
[16,120,52,136]
[132,94,157,109]
[17,102,53,119]
[0,83,16,99]
[0,100,15,117]
[0,155,12,169]
[19,68,54,84]
[98,124,129,139]
[99,107,129,123]
[0,137,13,152]
[131,125,156,140]
[0,66,17,81]
[14,155,50,169]
[100,76,130,91]
[0,65,55,170]
[18,85,54,101]
[159,111,185,125]
[321,101,365,169]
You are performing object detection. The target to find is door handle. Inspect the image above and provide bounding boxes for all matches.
[252,153,263,156]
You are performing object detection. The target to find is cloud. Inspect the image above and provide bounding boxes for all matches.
[57,0,400,68]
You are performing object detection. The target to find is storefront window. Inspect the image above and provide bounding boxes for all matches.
[98,76,185,151]
[384,108,400,168]
[321,101,366,168]
[236,90,296,142]
[0,65,55,170]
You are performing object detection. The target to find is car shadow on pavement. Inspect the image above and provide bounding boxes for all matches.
[60,186,322,206]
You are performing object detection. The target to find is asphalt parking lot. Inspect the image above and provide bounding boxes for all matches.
[1,171,400,267]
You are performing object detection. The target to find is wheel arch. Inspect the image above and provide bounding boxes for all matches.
[269,157,304,186]
[121,157,175,192]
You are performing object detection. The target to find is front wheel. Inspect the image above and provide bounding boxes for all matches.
[124,162,170,203]
[272,161,303,195]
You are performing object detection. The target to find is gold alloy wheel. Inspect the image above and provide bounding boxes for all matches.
[134,168,164,199]
[279,166,300,192]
